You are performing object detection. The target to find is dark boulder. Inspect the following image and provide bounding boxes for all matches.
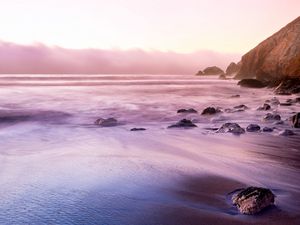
[177,108,198,114]
[201,107,221,115]
[95,117,118,127]
[234,104,248,110]
[232,187,275,215]
[203,66,224,75]
[290,112,300,128]
[230,94,240,98]
[168,119,197,129]
[237,79,268,88]
[217,123,245,135]
[246,124,261,132]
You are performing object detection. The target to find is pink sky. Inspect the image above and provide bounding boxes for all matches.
[0,0,299,74]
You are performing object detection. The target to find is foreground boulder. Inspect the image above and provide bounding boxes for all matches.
[262,127,274,132]
[217,123,245,135]
[201,107,221,115]
[290,112,300,128]
[203,66,224,75]
[232,187,275,215]
[168,119,197,128]
[95,117,118,127]
[235,16,300,82]
[177,108,198,114]
[237,79,267,88]
[226,62,241,75]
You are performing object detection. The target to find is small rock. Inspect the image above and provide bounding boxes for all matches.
[201,107,221,115]
[290,112,300,128]
[177,108,198,114]
[263,113,281,121]
[168,119,197,129]
[279,129,296,136]
[217,123,245,135]
[230,94,240,98]
[265,97,280,105]
[273,120,284,125]
[257,103,271,111]
[130,128,146,131]
[246,124,261,132]
[95,117,118,127]
[232,186,275,215]
[262,127,274,132]
[233,104,248,110]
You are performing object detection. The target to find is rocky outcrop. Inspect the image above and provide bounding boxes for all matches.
[226,62,241,75]
[236,16,300,82]
[203,66,224,75]
[232,187,275,215]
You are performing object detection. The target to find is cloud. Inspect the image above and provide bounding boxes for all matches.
[0,41,241,74]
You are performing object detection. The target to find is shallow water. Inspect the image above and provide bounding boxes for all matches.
[0,74,299,224]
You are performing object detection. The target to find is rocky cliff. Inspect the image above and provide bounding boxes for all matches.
[236,16,300,81]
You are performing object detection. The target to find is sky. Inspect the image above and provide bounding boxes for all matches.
[0,0,299,74]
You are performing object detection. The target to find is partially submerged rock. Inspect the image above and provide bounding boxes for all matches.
[275,78,300,95]
[234,104,248,110]
[279,129,296,136]
[246,124,261,132]
[168,119,197,129]
[237,79,268,88]
[130,128,146,131]
[177,108,198,114]
[201,107,221,115]
[290,112,300,128]
[95,117,118,127]
[257,103,271,111]
[263,113,281,121]
[262,127,274,132]
[230,94,240,98]
[217,123,245,135]
[265,97,280,105]
[232,186,275,215]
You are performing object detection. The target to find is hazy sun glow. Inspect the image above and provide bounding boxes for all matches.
[0,0,299,53]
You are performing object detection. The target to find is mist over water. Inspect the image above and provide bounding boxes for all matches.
[0,74,299,225]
